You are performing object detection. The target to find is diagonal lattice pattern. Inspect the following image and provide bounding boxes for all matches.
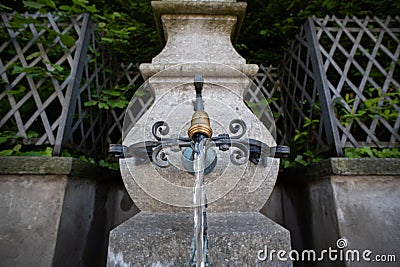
[245,64,287,144]
[280,16,400,156]
[106,63,147,145]
[0,12,93,154]
[280,24,331,155]
[65,28,111,156]
[0,13,284,157]
[0,13,286,157]
[6,13,395,157]
[0,13,130,157]
[316,16,400,149]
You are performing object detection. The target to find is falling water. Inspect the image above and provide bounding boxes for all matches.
[193,136,207,267]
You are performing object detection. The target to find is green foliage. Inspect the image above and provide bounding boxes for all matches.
[281,115,326,168]
[0,130,38,144]
[0,131,119,170]
[4,0,399,66]
[0,145,120,170]
[283,85,400,168]
[1,1,149,157]
[0,144,53,157]
[59,147,119,170]
[62,150,119,170]
[0,130,50,156]
[1,0,160,63]
[237,0,400,65]
[12,65,49,79]
[345,147,400,158]
[334,87,400,126]
[84,84,134,110]
[282,150,323,168]
[0,131,19,145]
[1,0,156,112]
[283,86,399,168]
[2,0,399,167]
[82,0,160,62]
[98,159,119,171]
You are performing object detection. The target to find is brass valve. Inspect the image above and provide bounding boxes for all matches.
[188,110,212,140]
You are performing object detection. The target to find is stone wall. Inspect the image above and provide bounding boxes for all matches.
[0,157,138,267]
[262,158,400,267]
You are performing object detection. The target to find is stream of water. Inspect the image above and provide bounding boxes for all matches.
[193,137,207,267]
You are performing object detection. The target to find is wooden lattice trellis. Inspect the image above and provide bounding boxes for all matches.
[0,12,92,155]
[106,62,147,144]
[0,12,284,156]
[281,16,400,156]
[4,13,397,157]
[66,21,110,156]
[0,12,124,157]
[245,64,286,144]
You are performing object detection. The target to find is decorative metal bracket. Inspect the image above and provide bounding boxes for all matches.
[109,119,289,167]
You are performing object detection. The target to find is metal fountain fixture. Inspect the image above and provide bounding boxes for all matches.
[110,75,289,167]
[110,74,289,267]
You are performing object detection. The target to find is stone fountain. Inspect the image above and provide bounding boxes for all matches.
[107,1,292,266]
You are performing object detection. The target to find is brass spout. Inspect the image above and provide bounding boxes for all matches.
[188,110,212,139]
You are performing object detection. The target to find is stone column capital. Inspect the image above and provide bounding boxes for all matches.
[152,0,247,45]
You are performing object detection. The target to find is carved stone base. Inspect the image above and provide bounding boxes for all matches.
[107,212,292,267]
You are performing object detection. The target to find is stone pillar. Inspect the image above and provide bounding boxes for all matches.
[108,1,292,266]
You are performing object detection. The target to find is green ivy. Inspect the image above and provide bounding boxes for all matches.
[0,144,53,156]
[0,143,119,171]
[281,85,400,168]
[281,118,326,169]
[344,147,400,158]
[64,150,120,171]
[238,0,400,65]
[1,0,399,166]
[334,88,400,127]
[0,131,20,145]
[281,150,324,168]
[84,84,135,110]
[3,0,399,66]
[0,129,119,170]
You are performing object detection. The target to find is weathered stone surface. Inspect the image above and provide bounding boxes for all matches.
[140,63,259,80]
[265,158,400,267]
[152,1,247,46]
[330,175,400,266]
[280,158,400,183]
[208,213,292,267]
[153,14,244,64]
[108,212,292,267]
[0,157,137,267]
[141,1,257,79]
[0,174,67,267]
[125,0,274,213]
[0,156,113,177]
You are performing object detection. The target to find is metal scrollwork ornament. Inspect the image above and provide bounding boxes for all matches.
[110,117,289,168]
